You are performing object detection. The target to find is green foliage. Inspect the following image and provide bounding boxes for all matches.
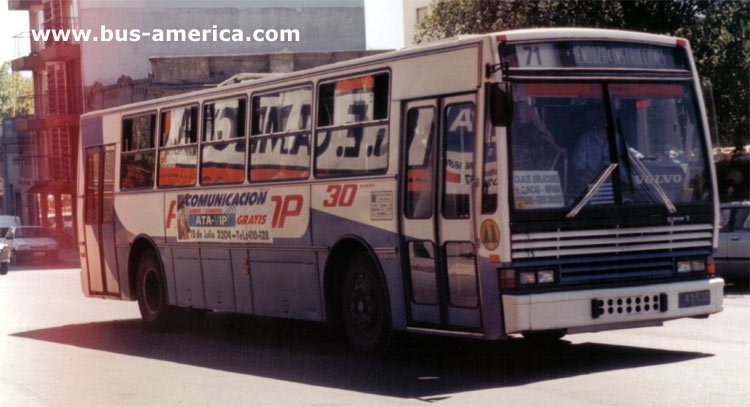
[0,61,34,120]
[415,0,749,147]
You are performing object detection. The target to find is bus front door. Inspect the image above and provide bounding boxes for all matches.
[402,95,481,330]
[83,145,120,297]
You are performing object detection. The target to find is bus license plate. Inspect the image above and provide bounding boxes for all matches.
[678,290,710,308]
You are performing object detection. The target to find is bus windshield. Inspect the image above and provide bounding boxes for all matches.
[509,82,711,214]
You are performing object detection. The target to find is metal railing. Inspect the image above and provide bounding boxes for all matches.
[12,17,81,59]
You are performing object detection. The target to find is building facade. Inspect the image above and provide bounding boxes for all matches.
[403,0,433,47]
[1,117,41,226]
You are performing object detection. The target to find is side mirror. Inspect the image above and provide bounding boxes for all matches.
[487,83,511,127]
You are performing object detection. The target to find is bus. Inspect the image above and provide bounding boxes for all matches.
[77,28,723,353]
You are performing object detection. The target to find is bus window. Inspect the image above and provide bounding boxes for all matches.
[158,105,198,188]
[405,106,435,219]
[315,72,389,177]
[250,87,311,181]
[201,98,247,185]
[443,102,475,219]
[121,113,156,190]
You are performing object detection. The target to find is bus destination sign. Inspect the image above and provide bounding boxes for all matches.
[500,41,688,70]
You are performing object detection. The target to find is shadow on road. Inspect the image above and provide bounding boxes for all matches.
[723,277,749,296]
[11,313,711,400]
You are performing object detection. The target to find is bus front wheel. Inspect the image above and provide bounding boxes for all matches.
[136,250,172,330]
[341,253,391,354]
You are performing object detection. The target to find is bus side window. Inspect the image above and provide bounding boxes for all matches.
[201,98,247,185]
[158,105,199,188]
[250,87,312,181]
[315,72,390,177]
[121,113,156,190]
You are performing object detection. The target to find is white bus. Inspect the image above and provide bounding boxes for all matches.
[78,28,723,352]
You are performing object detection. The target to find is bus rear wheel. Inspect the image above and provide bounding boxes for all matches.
[341,253,391,355]
[136,250,172,330]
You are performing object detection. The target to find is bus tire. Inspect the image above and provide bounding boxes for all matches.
[341,252,391,355]
[136,250,172,330]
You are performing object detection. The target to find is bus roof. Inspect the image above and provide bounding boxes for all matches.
[82,28,684,119]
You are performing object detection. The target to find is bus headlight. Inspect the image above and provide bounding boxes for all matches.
[677,258,707,273]
[519,271,536,285]
[501,268,557,289]
[677,260,692,273]
[537,270,556,284]
[690,259,706,272]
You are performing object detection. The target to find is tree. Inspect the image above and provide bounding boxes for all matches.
[0,61,34,119]
[415,0,749,147]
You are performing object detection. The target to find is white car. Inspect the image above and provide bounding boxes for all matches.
[717,202,750,281]
[1,226,59,267]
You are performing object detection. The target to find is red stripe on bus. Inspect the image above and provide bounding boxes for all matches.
[250,168,309,181]
[609,84,684,97]
[335,76,374,93]
[200,167,244,184]
[525,83,602,97]
[158,167,197,187]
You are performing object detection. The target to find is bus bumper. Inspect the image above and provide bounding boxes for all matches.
[502,278,724,335]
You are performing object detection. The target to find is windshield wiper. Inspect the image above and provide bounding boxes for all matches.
[627,147,677,214]
[566,163,618,219]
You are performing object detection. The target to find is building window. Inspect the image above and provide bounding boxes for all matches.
[250,87,311,181]
[315,72,389,177]
[121,113,156,190]
[416,6,429,25]
[201,98,247,185]
[158,105,198,188]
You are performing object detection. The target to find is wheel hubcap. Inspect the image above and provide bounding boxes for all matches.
[349,273,378,333]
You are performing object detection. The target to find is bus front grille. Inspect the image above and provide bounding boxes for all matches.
[510,224,713,285]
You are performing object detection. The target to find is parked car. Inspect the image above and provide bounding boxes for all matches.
[0,216,21,275]
[716,202,750,281]
[1,226,59,266]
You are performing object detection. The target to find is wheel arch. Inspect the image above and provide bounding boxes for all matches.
[127,234,163,300]
[323,235,391,327]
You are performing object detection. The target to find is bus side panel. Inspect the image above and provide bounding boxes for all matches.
[227,249,249,314]
[477,256,504,340]
[172,247,205,308]
[390,45,481,101]
[248,250,321,321]
[160,246,177,305]
[113,192,166,299]
[201,247,235,311]
[76,141,90,297]
[311,179,406,330]
[244,185,319,320]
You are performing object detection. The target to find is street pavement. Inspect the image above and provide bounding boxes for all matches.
[1,263,748,406]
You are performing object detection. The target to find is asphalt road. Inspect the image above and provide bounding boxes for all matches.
[1,264,748,406]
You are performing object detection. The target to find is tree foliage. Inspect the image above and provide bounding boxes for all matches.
[415,0,749,147]
[0,61,34,120]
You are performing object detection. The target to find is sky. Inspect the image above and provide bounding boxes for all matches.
[0,0,404,65]
[0,2,31,64]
